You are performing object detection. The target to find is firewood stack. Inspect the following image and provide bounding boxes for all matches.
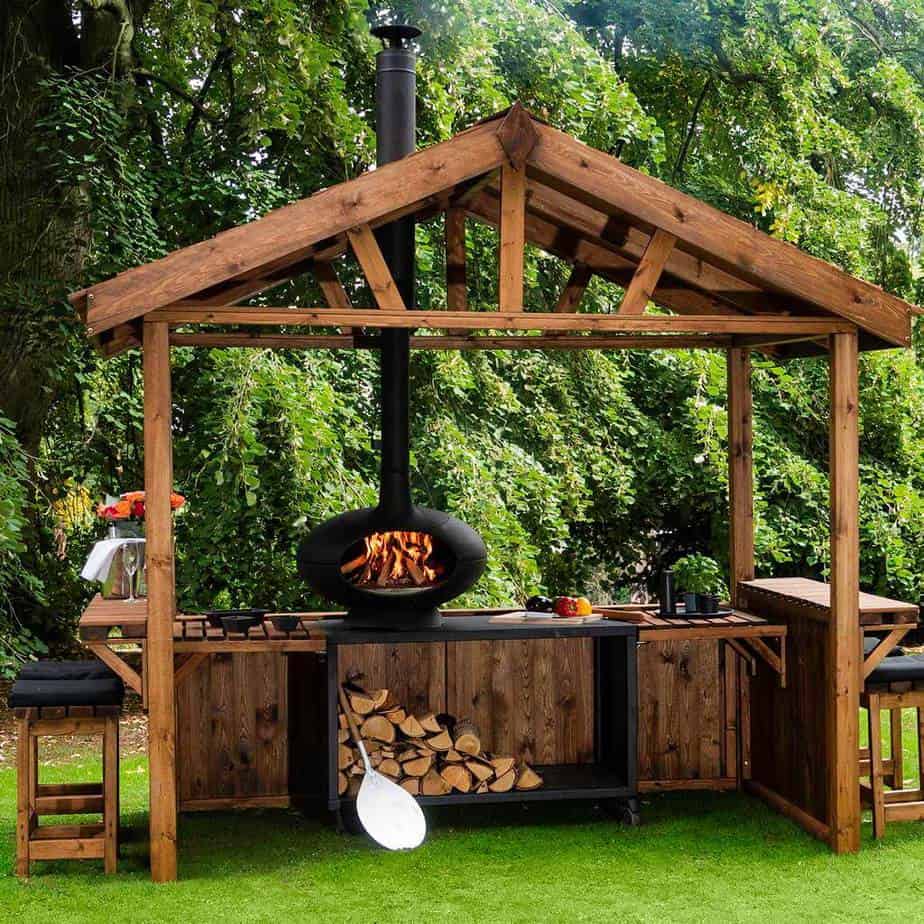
[337,683,543,798]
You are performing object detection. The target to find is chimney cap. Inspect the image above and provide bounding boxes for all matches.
[371,24,421,48]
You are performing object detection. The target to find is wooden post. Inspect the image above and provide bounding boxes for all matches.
[446,208,468,310]
[498,162,526,310]
[727,348,754,606]
[828,330,860,853]
[143,320,178,881]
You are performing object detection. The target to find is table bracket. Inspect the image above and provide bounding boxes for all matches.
[85,642,143,696]
[737,636,787,688]
[863,627,912,680]
[174,653,208,688]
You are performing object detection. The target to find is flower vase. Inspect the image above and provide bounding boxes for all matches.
[101,522,147,600]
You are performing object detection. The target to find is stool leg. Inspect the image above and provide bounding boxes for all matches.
[868,695,886,838]
[16,718,31,878]
[890,708,904,790]
[917,706,924,796]
[103,715,118,874]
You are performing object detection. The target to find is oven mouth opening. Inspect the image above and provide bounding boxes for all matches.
[339,530,456,593]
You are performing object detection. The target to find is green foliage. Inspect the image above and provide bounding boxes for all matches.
[672,554,727,597]
[7,0,924,650]
[0,417,47,676]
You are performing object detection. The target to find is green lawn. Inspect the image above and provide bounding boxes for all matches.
[3,717,924,923]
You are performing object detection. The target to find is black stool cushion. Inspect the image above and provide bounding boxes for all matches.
[867,654,924,687]
[8,677,124,709]
[19,660,115,681]
[864,637,904,658]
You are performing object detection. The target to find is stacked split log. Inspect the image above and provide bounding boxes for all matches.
[338,683,543,798]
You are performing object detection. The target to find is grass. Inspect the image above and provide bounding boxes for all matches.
[2,716,924,922]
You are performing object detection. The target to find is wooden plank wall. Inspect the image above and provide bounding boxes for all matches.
[740,587,829,827]
[637,640,723,782]
[176,653,289,807]
[338,639,594,764]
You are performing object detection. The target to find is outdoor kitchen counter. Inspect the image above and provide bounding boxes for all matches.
[79,595,789,808]
[738,577,919,843]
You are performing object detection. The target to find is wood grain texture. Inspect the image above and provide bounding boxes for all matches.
[445,208,468,310]
[556,264,592,312]
[828,330,860,853]
[618,229,677,315]
[151,306,854,335]
[498,163,526,310]
[746,591,830,832]
[527,121,911,345]
[637,640,722,782]
[337,643,446,716]
[727,348,755,606]
[170,332,739,351]
[347,225,406,309]
[175,653,289,807]
[446,639,594,764]
[142,320,178,882]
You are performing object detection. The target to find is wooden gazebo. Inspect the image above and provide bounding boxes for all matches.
[70,104,918,881]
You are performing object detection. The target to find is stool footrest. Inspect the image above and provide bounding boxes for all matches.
[35,782,104,815]
[29,824,106,862]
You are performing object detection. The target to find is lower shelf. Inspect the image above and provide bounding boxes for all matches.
[331,762,632,809]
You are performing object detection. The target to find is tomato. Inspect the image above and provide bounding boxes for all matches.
[553,596,579,618]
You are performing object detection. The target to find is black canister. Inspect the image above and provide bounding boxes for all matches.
[660,569,677,616]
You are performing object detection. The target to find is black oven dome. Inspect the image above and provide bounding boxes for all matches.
[298,504,486,629]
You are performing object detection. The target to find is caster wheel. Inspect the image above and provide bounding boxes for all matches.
[621,806,642,827]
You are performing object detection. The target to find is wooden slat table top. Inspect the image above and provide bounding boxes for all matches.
[740,577,919,626]
[79,595,148,638]
[80,597,786,646]
[596,605,786,641]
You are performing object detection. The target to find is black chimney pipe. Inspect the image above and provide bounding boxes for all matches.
[372,24,420,519]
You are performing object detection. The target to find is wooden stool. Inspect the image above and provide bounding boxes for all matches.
[860,655,924,839]
[859,635,905,788]
[11,668,123,876]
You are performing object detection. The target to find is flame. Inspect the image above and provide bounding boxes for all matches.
[341,531,445,589]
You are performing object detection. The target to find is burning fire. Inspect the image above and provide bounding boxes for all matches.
[341,531,446,589]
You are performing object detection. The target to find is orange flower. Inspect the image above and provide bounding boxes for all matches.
[121,490,145,503]
[170,493,185,510]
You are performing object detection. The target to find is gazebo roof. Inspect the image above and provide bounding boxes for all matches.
[70,104,917,358]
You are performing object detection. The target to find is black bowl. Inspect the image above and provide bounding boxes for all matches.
[204,608,268,629]
[216,610,267,634]
[270,615,300,633]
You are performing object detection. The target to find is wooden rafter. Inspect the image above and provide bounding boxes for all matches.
[313,261,352,309]
[618,229,677,314]
[517,180,779,315]
[526,121,911,345]
[556,264,593,312]
[346,225,406,309]
[498,163,526,310]
[75,118,507,334]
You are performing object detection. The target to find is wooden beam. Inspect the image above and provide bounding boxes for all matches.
[85,644,143,695]
[346,225,406,309]
[828,330,860,853]
[467,189,738,318]
[80,119,507,333]
[142,320,178,882]
[619,229,677,314]
[498,163,527,310]
[728,348,754,607]
[556,264,593,312]
[445,208,468,310]
[170,331,735,350]
[154,305,855,335]
[527,122,911,345]
[496,102,539,168]
[518,180,784,315]
[313,261,352,308]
